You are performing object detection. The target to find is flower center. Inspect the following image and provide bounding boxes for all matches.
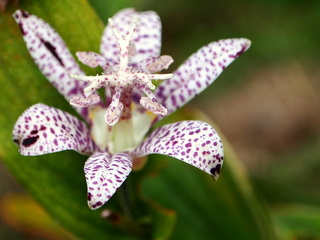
[69,17,173,126]
[90,105,155,154]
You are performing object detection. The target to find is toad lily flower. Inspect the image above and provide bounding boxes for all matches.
[12,8,251,210]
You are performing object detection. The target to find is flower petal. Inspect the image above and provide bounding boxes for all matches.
[100,8,162,66]
[12,104,98,156]
[155,38,251,115]
[13,10,88,119]
[132,120,223,180]
[84,152,132,210]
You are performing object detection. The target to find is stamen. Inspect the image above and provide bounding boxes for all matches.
[70,94,100,108]
[140,97,167,115]
[135,82,167,115]
[105,86,124,126]
[76,51,108,69]
[84,81,102,97]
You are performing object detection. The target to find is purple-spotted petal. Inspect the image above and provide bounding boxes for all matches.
[155,38,251,115]
[12,104,98,156]
[84,152,132,210]
[132,120,223,180]
[13,10,88,120]
[100,8,162,67]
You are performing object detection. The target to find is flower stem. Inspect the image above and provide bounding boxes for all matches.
[119,179,134,219]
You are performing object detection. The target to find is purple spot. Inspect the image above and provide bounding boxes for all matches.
[31,130,38,135]
[171,95,177,106]
[210,164,222,176]
[40,38,64,67]
[68,86,79,96]
[185,143,192,148]
[179,94,185,102]
[172,141,178,146]
[18,23,26,35]
[21,10,30,18]
[92,201,103,209]
[229,45,247,58]
[22,136,39,147]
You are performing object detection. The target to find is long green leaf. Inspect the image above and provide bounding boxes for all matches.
[274,204,320,239]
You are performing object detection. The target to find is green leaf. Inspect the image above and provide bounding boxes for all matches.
[274,204,320,240]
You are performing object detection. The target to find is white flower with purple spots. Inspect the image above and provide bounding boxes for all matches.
[12,8,251,210]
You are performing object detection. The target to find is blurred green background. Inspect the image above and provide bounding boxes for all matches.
[1,0,320,239]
